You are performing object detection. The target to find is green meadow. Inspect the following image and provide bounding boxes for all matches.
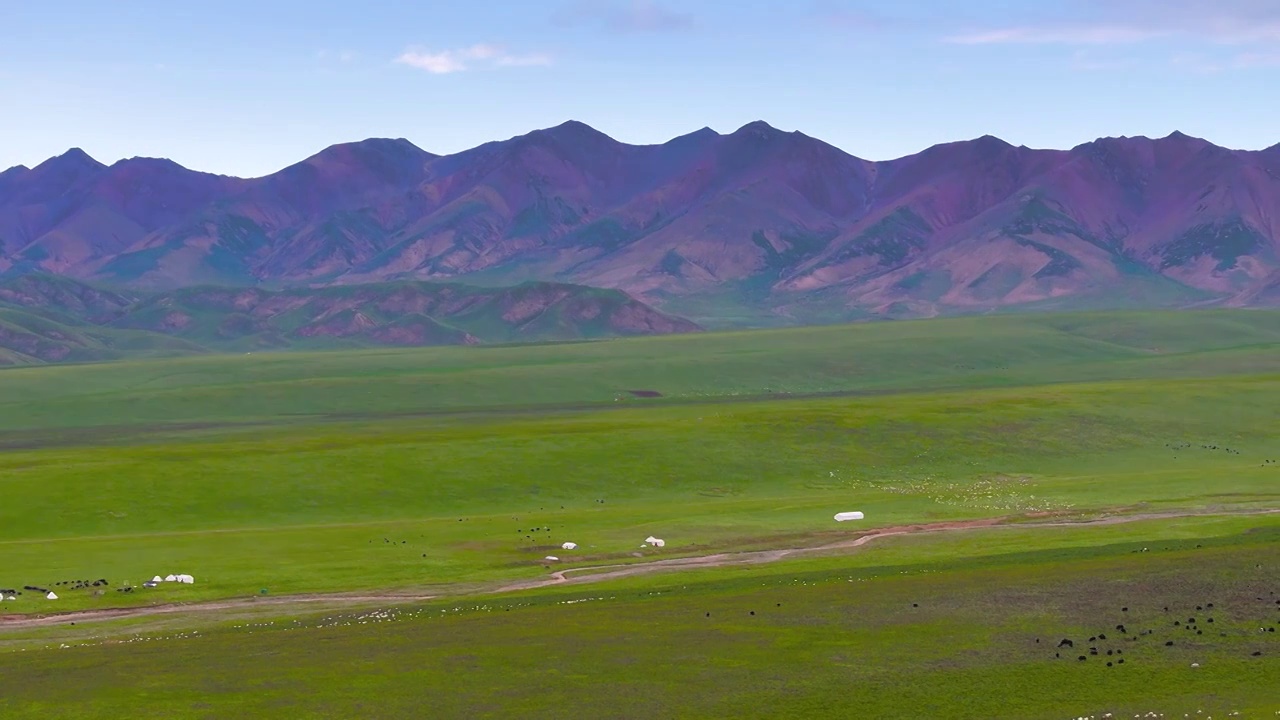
[1,518,1276,719]
[1,309,1278,717]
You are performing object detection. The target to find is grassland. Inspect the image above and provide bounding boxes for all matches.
[1,309,1277,717]
[0,307,1277,434]
[1,518,1276,719]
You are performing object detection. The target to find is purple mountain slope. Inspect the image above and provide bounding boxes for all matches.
[3,122,1279,322]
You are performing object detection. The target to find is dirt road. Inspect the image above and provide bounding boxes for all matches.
[4,508,1275,629]
[0,593,438,629]
[493,508,1279,592]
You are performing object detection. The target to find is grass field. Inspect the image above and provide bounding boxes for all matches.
[2,308,1278,435]
[1,517,1276,719]
[1,309,1278,717]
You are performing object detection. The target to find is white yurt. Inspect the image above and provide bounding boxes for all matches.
[561,542,578,550]
[45,592,58,600]
[176,574,194,584]
[544,556,559,562]
[834,511,865,522]
[164,574,177,582]
[151,576,165,583]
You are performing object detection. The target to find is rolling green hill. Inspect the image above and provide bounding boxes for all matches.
[1,309,1277,719]
[0,307,1275,433]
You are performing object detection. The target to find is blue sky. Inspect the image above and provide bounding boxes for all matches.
[3,0,1278,177]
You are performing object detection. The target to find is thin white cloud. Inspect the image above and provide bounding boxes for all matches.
[1170,53,1227,76]
[395,44,552,74]
[397,49,467,74]
[1149,0,1280,43]
[807,6,892,31]
[553,0,693,33]
[947,26,1166,45]
[317,49,358,64]
[1068,49,1138,72]
[1233,50,1280,68]
[945,0,1280,47]
[1171,49,1280,75]
[494,53,555,67]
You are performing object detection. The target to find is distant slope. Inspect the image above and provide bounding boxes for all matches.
[0,305,206,364]
[0,275,700,364]
[2,123,1279,324]
[0,308,1274,432]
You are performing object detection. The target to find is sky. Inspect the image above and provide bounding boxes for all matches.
[2,0,1278,177]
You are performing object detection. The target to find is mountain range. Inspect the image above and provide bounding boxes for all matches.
[3,120,1279,333]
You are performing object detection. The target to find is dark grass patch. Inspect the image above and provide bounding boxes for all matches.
[1,532,1275,719]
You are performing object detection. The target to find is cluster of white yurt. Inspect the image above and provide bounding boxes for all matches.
[151,573,195,585]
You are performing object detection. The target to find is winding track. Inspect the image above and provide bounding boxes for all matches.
[494,508,1279,592]
[3,508,1275,629]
